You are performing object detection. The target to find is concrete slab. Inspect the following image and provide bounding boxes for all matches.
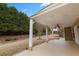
[13,38,79,56]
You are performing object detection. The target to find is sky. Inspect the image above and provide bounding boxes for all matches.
[7,3,50,16]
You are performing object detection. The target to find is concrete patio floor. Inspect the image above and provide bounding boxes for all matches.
[13,38,79,56]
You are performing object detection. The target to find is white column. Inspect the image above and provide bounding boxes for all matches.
[51,29,53,35]
[29,19,33,50]
[49,26,53,35]
[46,26,48,42]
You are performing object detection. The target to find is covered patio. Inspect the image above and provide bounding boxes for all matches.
[14,3,79,56]
[14,38,79,56]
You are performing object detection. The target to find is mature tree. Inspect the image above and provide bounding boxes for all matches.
[0,3,29,35]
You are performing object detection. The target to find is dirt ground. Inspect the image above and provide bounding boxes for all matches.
[0,35,59,56]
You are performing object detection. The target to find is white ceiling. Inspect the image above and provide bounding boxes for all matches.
[32,3,79,27]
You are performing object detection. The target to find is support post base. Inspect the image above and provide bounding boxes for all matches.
[46,40,48,43]
[28,47,32,51]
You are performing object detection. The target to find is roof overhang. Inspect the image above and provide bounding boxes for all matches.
[31,3,79,27]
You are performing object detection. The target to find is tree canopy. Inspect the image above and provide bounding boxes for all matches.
[0,3,29,35]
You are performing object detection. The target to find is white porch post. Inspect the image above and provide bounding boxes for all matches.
[49,26,53,35]
[51,29,53,35]
[46,26,48,43]
[29,19,33,50]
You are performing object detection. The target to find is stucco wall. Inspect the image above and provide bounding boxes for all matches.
[74,26,79,45]
[73,19,79,45]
